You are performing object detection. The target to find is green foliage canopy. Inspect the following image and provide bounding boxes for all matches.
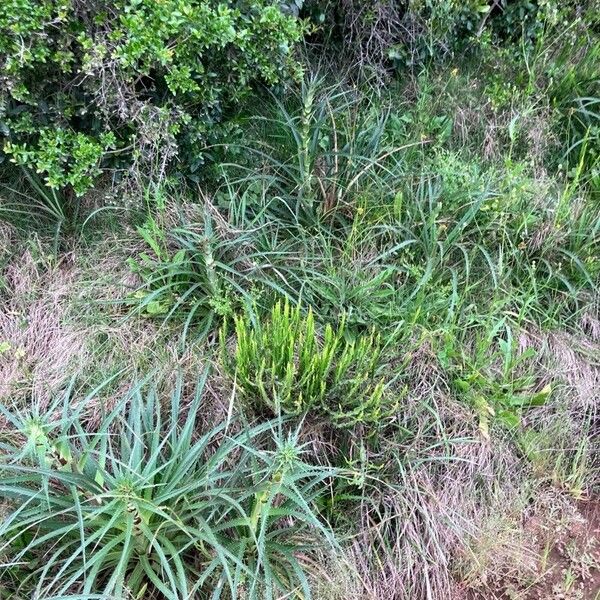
[0,0,304,194]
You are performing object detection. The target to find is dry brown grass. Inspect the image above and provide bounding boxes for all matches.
[0,249,87,405]
[0,230,212,421]
[517,326,599,494]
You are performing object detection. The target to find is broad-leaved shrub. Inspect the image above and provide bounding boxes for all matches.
[0,0,304,194]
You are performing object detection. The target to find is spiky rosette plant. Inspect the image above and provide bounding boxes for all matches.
[0,372,335,599]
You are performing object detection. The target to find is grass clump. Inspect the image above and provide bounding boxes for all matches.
[214,76,419,227]
[126,207,247,341]
[126,202,275,345]
[223,300,395,428]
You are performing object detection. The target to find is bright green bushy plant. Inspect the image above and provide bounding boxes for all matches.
[0,0,304,195]
[0,373,335,599]
[223,300,396,428]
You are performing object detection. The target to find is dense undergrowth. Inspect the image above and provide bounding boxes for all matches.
[0,1,599,599]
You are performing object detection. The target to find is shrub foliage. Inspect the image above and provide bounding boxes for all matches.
[0,0,303,194]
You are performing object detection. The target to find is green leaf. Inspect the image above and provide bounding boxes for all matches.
[145,299,171,316]
[508,384,552,408]
[497,410,520,430]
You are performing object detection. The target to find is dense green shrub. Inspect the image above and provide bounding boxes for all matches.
[301,0,584,73]
[0,0,304,195]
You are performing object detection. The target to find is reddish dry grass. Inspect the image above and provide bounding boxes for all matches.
[308,323,600,599]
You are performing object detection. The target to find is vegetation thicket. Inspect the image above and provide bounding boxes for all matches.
[0,1,598,598]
